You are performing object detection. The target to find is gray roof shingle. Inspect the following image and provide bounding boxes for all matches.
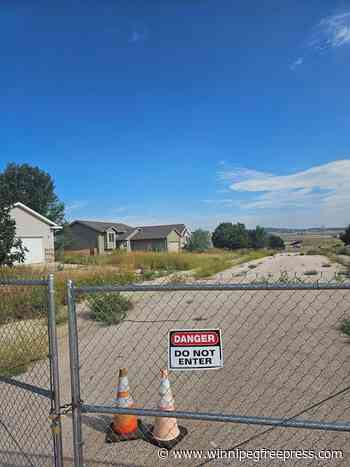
[131,225,181,241]
[71,221,186,241]
[71,220,133,234]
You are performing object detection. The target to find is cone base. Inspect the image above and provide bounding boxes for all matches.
[140,424,188,450]
[105,420,145,443]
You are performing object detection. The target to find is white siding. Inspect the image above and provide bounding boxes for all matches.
[10,205,55,263]
[21,237,44,264]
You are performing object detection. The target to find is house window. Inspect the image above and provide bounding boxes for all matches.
[108,233,114,243]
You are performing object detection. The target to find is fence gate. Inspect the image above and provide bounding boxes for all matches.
[0,275,63,467]
[67,280,350,466]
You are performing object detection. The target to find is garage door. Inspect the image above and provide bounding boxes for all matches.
[167,241,179,252]
[21,237,44,264]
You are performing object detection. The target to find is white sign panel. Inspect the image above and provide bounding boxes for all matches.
[168,329,223,370]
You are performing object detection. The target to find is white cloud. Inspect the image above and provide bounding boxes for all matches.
[218,167,269,182]
[128,29,147,44]
[202,199,239,206]
[219,160,350,226]
[314,12,350,49]
[290,57,304,70]
[290,11,350,69]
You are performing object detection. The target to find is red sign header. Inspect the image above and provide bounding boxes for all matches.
[170,330,219,346]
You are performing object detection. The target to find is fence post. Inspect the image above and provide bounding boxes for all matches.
[47,274,64,467]
[67,280,84,467]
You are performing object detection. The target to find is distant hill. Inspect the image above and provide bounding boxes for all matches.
[265,227,345,237]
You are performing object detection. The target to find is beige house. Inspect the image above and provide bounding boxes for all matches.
[67,221,190,255]
[10,202,61,264]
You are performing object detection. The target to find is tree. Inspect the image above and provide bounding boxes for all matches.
[0,163,65,224]
[212,222,249,249]
[230,223,249,249]
[0,202,27,266]
[340,225,350,245]
[248,225,267,249]
[212,223,233,249]
[186,229,211,252]
[267,234,285,249]
[54,222,74,260]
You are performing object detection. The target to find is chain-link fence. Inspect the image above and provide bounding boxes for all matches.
[65,278,350,466]
[0,275,63,467]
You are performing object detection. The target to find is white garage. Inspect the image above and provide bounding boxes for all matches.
[10,202,61,264]
[20,237,45,264]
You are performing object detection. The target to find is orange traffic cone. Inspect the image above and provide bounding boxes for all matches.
[106,368,142,443]
[148,369,187,449]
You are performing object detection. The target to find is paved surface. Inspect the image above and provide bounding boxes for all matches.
[2,253,350,466]
[211,252,344,282]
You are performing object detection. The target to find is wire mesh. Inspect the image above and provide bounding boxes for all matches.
[68,275,350,466]
[0,276,54,467]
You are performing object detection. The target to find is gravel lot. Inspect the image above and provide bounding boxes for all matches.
[2,253,350,466]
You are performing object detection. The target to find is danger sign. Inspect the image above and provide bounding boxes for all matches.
[168,329,223,370]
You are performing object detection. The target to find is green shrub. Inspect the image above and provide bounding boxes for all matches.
[142,270,156,280]
[340,319,350,337]
[88,293,132,325]
[267,234,285,249]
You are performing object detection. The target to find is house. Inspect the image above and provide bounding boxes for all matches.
[128,225,182,252]
[10,202,61,264]
[67,220,190,254]
[67,220,134,255]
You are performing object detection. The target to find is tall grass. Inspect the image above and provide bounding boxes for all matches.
[64,249,273,275]
[65,250,207,271]
[0,249,274,321]
[0,319,48,377]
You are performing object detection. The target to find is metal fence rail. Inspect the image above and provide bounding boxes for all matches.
[67,279,350,466]
[0,275,63,467]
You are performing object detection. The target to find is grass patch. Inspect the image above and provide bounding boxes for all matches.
[193,249,273,279]
[0,320,48,377]
[88,293,133,325]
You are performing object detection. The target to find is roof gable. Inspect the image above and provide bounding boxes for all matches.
[12,202,61,229]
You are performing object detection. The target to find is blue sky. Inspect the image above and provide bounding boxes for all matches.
[1,1,350,229]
